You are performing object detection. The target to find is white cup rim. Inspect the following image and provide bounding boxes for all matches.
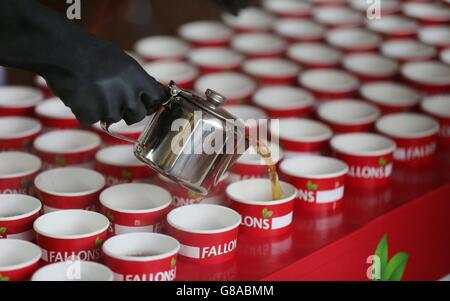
[167,204,241,234]
[0,239,42,272]
[33,209,109,240]
[102,233,180,262]
[318,99,381,125]
[178,21,232,42]
[0,117,42,139]
[231,33,286,55]
[313,6,363,25]
[376,113,440,138]
[100,183,172,214]
[35,76,48,88]
[288,43,342,64]
[143,61,199,84]
[222,104,268,121]
[0,194,42,222]
[401,61,450,85]
[360,82,420,107]
[34,167,105,197]
[418,26,450,46]
[343,54,398,76]
[243,58,300,78]
[403,2,450,21]
[253,86,314,110]
[381,39,436,60]
[421,95,450,119]
[326,28,381,49]
[0,86,43,109]
[300,69,359,93]
[280,156,348,179]
[31,261,114,281]
[95,145,144,167]
[367,15,418,34]
[331,133,396,156]
[188,47,244,68]
[33,129,101,154]
[35,98,76,120]
[440,49,450,65]
[351,0,400,13]
[274,19,324,39]
[226,178,298,206]
[134,36,190,59]
[222,7,275,30]
[194,72,256,100]
[263,0,311,15]
[274,118,333,142]
[0,152,42,179]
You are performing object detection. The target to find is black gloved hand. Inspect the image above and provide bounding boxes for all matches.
[0,0,168,126]
[212,0,249,15]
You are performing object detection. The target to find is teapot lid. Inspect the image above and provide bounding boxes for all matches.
[167,81,244,124]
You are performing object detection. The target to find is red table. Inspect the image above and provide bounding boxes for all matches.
[177,149,450,280]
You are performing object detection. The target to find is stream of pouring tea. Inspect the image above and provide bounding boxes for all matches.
[255,139,284,201]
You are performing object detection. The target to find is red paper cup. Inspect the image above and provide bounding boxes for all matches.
[188,47,244,74]
[421,95,450,148]
[0,194,41,241]
[262,0,312,18]
[331,133,396,186]
[93,117,150,145]
[134,36,191,62]
[287,43,342,69]
[299,69,359,101]
[167,204,240,264]
[34,210,109,263]
[143,61,198,90]
[376,113,440,166]
[35,97,79,129]
[34,167,105,213]
[326,28,382,53]
[100,183,171,236]
[403,2,450,26]
[194,72,256,105]
[178,21,233,48]
[360,81,421,114]
[366,16,418,40]
[313,7,364,28]
[102,233,180,281]
[0,239,41,281]
[0,152,41,195]
[418,26,450,50]
[381,40,437,63]
[441,49,450,65]
[34,76,53,99]
[95,145,155,187]
[243,58,300,86]
[222,7,275,32]
[0,117,42,151]
[318,99,381,133]
[222,104,268,130]
[227,179,297,237]
[228,142,283,183]
[342,53,399,82]
[253,86,314,118]
[401,61,450,94]
[31,260,113,281]
[0,86,43,117]
[350,0,401,16]
[231,33,287,58]
[280,156,348,210]
[33,130,101,170]
[156,174,227,208]
[273,19,325,43]
[271,118,333,157]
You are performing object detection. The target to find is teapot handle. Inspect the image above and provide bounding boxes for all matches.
[100,122,139,144]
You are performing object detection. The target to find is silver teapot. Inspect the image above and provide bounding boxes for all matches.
[101,81,247,195]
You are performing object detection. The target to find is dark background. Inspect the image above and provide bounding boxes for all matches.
[5,0,258,86]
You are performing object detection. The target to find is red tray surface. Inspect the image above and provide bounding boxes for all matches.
[176,149,450,280]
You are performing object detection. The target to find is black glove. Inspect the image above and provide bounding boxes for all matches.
[212,0,249,15]
[0,0,168,126]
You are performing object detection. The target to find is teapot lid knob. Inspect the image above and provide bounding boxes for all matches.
[205,89,226,106]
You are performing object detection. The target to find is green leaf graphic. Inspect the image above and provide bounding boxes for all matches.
[55,156,65,166]
[95,237,103,248]
[0,227,7,235]
[382,252,409,281]
[106,212,115,222]
[374,234,388,280]
[262,208,273,219]
[379,157,387,167]
[171,257,177,269]
[20,178,30,189]
[307,180,318,191]
[121,169,133,180]
[22,138,31,147]
[0,274,10,281]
